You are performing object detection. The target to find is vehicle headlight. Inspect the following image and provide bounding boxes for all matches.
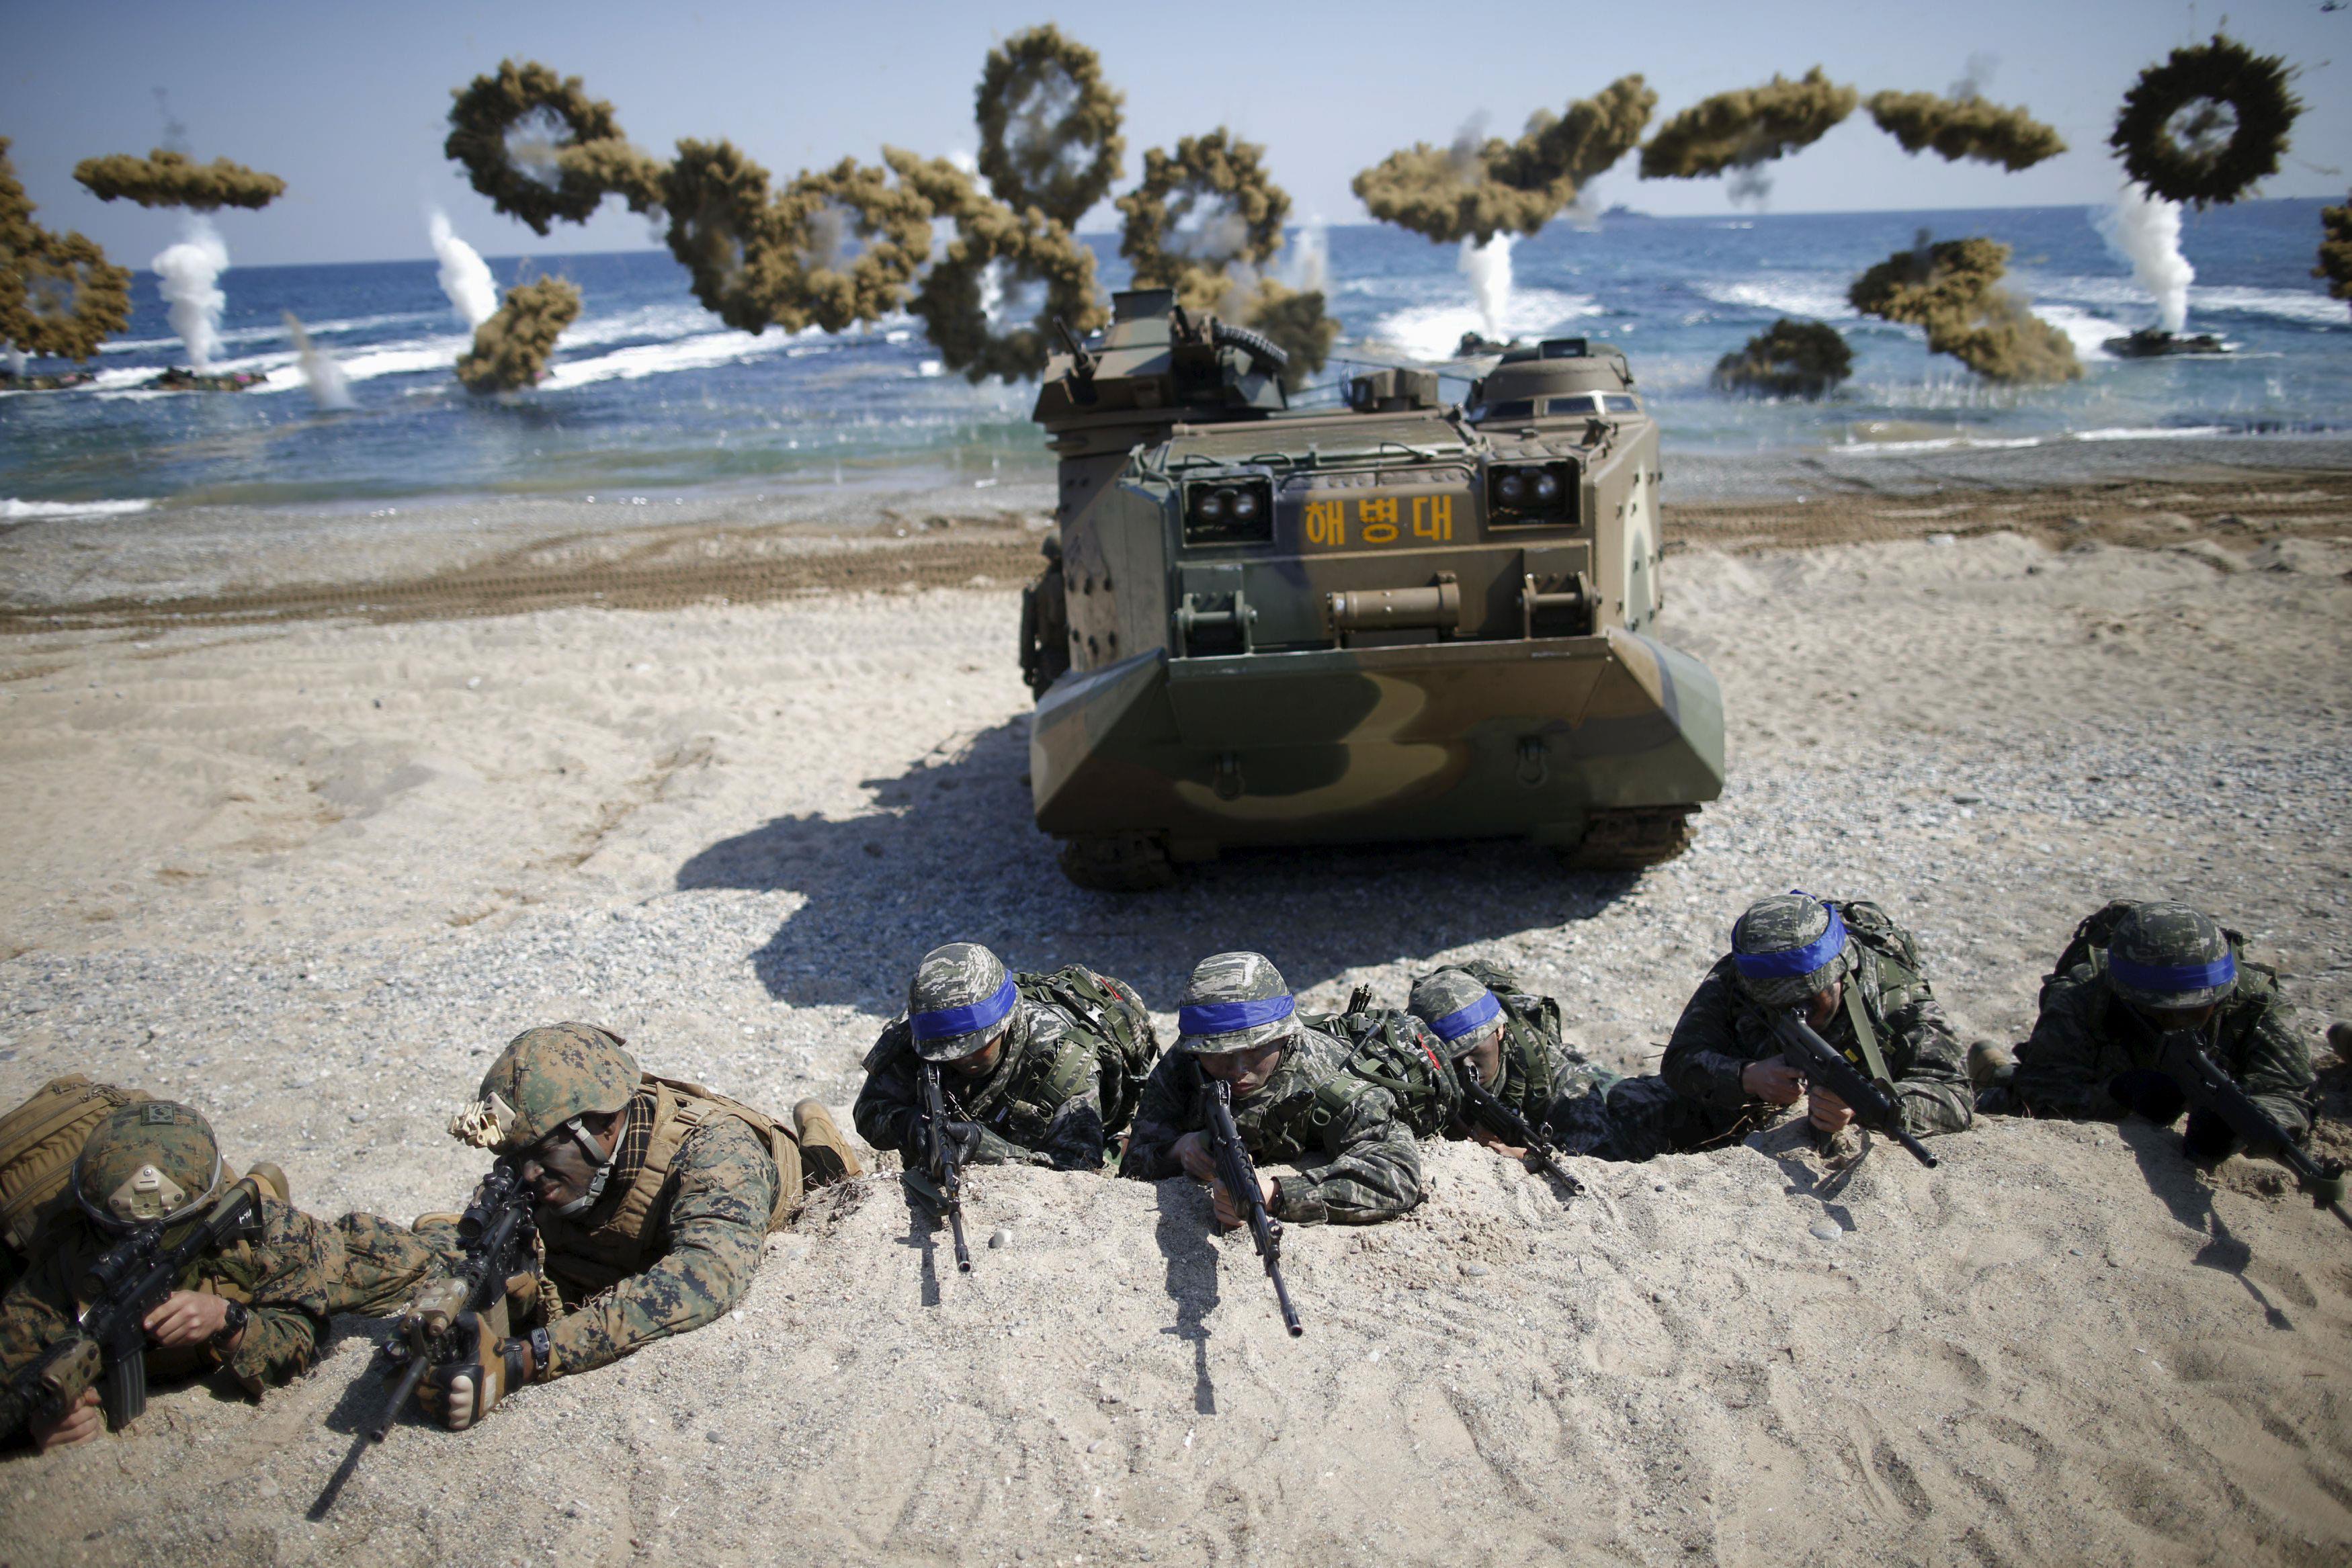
[1498,473,1527,506]
[1533,470,1562,503]
[1197,490,1230,522]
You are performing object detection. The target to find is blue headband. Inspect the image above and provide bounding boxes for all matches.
[1734,901,1849,981]
[1429,992,1503,1042]
[1179,994,1295,1038]
[2109,951,2235,995]
[910,975,1017,1042]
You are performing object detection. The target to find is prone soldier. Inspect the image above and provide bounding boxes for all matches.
[1404,964,1714,1164]
[1,1100,452,1453]
[1120,952,1423,1226]
[409,1022,860,1432]
[1995,902,2330,1194]
[1661,892,1974,1155]
[854,942,1159,1172]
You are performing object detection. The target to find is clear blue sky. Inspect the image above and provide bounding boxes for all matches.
[5,0,2345,267]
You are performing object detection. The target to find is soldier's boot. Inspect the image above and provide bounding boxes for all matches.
[1966,1041,2016,1090]
[245,1162,290,1205]
[792,1100,863,1187]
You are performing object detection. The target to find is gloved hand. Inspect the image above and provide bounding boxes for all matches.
[941,1120,986,1162]
[2107,1068,2187,1127]
[417,1309,527,1432]
[2181,1107,2241,1162]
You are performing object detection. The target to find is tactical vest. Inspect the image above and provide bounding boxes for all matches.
[536,1076,799,1296]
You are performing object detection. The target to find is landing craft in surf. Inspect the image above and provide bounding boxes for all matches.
[1017,289,1726,890]
[2100,326,2232,358]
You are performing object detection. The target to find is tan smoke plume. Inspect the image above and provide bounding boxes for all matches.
[3,138,134,363]
[2316,194,2352,318]
[73,148,286,211]
[1712,318,1853,398]
[1638,69,1857,182]
[1353,76,1654,245]
[1848,234,2079,383]
[456,275,583,393]
[1865,91,2065,171]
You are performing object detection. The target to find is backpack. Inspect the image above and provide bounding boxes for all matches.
[0,1076,149,1254]
[1019,966,1163,1136]
[1317,1008,1463,1139]
[1445,959,1566,1051]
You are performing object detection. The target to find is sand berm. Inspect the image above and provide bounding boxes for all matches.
[0,463,2348,1565]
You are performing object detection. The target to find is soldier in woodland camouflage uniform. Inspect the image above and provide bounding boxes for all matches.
[1406,965,1712,1163]
[855,942,1159,1171]
[1661,893,1974,1151]
[0,1102,450,1453]
[1121,953,1423,1225]
[410,1022,860,1432]
[2002,902,2322,1177]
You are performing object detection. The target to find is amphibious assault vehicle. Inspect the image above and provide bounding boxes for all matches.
[1018,290,1724,890]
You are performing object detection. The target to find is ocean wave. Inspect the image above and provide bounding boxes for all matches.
[1692,277,1855,322]
[1826,424,2239,456]
[2030,273,2345,328]
[2,496,156,520]
[1370,288,1601,361]
[97,310,436,357]
[539,330,786,390]
[2031,303,2132,361]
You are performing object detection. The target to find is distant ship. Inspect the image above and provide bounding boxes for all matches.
[2102,326,2231,359]
[1599,204,1656,222]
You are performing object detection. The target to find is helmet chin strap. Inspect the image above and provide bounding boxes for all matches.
[551,1117,617,1218]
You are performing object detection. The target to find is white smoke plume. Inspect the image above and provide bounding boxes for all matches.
[2095,180,2194,334]
[3,345,26,378]
[1284,217,1330,294]
[1458,232,1515,341]
[1947,52,1998,103]
[428,210,498,330]
[152,216,229,372]
[282,310,353,410]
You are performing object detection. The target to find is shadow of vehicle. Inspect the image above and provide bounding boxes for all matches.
[677,717,1646,1018]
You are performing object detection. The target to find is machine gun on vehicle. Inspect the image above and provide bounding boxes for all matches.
[1202,1077,1303,1337]
[310,1159,536,1518]
[918,1063,973,1273]
[1770,1011,1939,1169]
[3,1173,268,1439]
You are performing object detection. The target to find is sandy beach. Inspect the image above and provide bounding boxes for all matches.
[1,453,2347,1566]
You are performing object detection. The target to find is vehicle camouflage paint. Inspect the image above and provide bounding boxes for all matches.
[1018,288,1724,889]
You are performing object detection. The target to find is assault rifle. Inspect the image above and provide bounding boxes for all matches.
[3,1173,267,1439]
[1769,1011,1939,1169]
[310,1159,536,1518]
[2162,1031,2350,1223]
[1202,1077,1303,1337]
[1458,1062,1586,1199]
[918,1062,972,1272]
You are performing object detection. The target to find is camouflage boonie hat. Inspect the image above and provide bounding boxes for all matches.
[1176,951,1298,1054]
[1406,968,1505,1059]
[907,942,1018,1062]
[452,1022,638,1152]
[2105,902,2236,1011]
[1730,892,1855,1008]
[73,1101,225,1230]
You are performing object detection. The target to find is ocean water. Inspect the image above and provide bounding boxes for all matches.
[3,199,2345,519]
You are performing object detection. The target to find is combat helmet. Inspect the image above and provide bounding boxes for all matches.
[907,943,1019,1062]
[1176,952,1298,1054]
[450,1022,638,1155]
[1408,968,1505,1060]
[2105,903,2236,1012]
[73,1101,225,1231]
[1730,891,1855,1008]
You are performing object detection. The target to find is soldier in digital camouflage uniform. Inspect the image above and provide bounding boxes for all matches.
[1,1101,452,1454]
[411,1022,861,1432]
[1120,953,1423,1226]
[1999,902,2324,1183]
[855,942,1158,1172]
[1406,965,1713,1164]
[1661,893,1974,1152]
